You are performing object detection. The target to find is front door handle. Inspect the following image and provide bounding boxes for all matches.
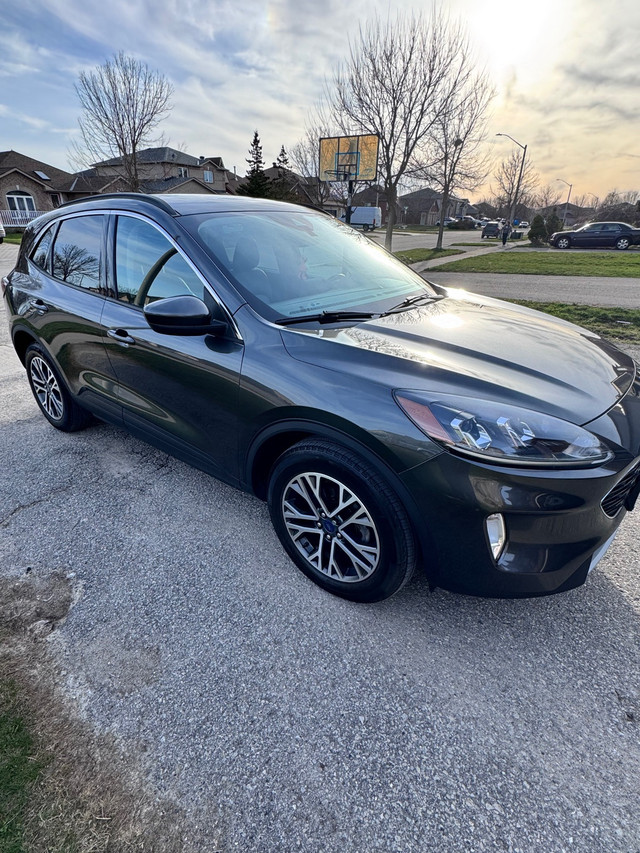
[107,328,136,346]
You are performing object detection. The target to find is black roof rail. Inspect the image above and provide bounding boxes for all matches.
[56,193,179,216]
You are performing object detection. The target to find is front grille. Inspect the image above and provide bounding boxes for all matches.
[602,461,640,517]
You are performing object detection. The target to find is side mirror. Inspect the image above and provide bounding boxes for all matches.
[143,295,226,336]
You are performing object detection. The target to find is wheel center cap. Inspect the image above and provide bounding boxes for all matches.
[322,518,338,535]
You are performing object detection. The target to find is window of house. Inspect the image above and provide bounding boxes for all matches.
[7,191,36,215]
[51,216,103,292]
[30,225,55,272]
[115,216,205,306]
[203,170,213,183]
[178,167,189,178]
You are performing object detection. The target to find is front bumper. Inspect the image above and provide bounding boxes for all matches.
[400,375,640,597]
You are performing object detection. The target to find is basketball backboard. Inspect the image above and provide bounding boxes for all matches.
[319,134,379,182]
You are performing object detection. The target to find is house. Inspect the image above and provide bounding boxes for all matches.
[0,150,75,226]
[398,188,471,226]
[1,147,235,227]
[350,184,390,223]
[88,147,232,195]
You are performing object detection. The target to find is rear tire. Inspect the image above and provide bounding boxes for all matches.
[268,439,416,602]
[615,237,630,250]
[25,344,92,432]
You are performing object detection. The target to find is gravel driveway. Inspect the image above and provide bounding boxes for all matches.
[1,244,640,852]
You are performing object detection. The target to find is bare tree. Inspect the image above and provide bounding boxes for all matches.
[410,68,494,249]
[535,184,562,210]
[491,151,539,219]
[73,52,173,192]
[290,122,335,208]
[325,11,469,250]
[596,189,640,224]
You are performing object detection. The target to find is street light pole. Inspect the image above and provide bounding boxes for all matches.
[496,133,527,225]
[556,178,573,226]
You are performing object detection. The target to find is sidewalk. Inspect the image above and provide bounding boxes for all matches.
[0,241,19,277]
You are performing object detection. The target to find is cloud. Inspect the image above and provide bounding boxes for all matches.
[561,64,640,90]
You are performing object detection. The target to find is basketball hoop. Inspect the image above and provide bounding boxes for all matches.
[324,169,355,182]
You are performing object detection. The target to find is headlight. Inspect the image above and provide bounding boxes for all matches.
[395,392,613,467]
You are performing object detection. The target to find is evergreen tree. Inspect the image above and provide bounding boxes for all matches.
[275,145,290,169]
[270,144,298,202]
[528,214,547,246]
[237,130,272,198]
[545,208,563,239]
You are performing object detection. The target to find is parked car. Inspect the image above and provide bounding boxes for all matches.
[0,221,5,244]
[3,194,640,602]
[436,217,455,227]
[518,221,529,229]
[481,221,502,238]
[549,221,640,250]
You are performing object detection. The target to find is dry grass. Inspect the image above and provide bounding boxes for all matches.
[0,571,221,853]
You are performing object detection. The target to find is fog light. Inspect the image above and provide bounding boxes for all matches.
[485,513,506,561]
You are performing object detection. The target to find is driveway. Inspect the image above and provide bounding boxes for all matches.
[2,240,640,852]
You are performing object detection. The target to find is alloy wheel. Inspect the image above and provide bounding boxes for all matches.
[30,356,64,420]
[281,472,380,583]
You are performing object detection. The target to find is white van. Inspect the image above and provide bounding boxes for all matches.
[341,206,382,232]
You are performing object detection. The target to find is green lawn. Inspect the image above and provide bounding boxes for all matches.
[507,301,640,344]
[428,251,640,277]
[393,225,439,233]
[3,234,22,245]
[0,681,47,853]
[450,242,494,248]
[393,248,463,264]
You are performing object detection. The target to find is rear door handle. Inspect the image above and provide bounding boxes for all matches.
[28,298,48,314]
[107,328,136,346]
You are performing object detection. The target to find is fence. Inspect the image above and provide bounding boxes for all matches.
[0,209,48,227]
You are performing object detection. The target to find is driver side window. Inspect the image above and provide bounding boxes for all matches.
[115,216,205,306]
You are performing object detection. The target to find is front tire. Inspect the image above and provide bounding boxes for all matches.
[556,236,571,249]
[25,344,92,432]
[615,237,630,250]
[268,439,416,602]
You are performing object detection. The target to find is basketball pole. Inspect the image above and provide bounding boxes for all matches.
[346,179,354,225]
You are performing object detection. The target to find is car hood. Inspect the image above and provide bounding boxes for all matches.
[281,290,636,426]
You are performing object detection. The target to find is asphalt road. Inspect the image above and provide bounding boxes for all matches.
[1,242,640,851]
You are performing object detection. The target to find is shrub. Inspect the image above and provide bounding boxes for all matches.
[528,215,547,246]
[447,220,476,230]
[545,211,563,239]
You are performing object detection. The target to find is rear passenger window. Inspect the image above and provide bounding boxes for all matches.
[52,216,103,292]
[115,216,205,306]
[30,225,55,272]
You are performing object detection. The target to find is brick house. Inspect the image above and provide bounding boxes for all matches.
[0,150,76,225]
[398,188,471,226]
[1,147,235,227]
[86,146,233,195]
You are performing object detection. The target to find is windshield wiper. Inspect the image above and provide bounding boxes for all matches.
[275,310,378,326]
[382,292,445,315]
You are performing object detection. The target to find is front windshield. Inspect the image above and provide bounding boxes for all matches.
[181,209,436,321]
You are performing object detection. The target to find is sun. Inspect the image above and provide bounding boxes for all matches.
[459,0,574,88]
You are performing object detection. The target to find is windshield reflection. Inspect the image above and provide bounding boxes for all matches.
[183,210,435,321]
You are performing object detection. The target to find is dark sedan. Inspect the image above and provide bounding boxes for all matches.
[550,221,640,250]
[3,194,640,602]
[481,221,501,238]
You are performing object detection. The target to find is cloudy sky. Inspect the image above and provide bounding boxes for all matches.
[1,0,638,202]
